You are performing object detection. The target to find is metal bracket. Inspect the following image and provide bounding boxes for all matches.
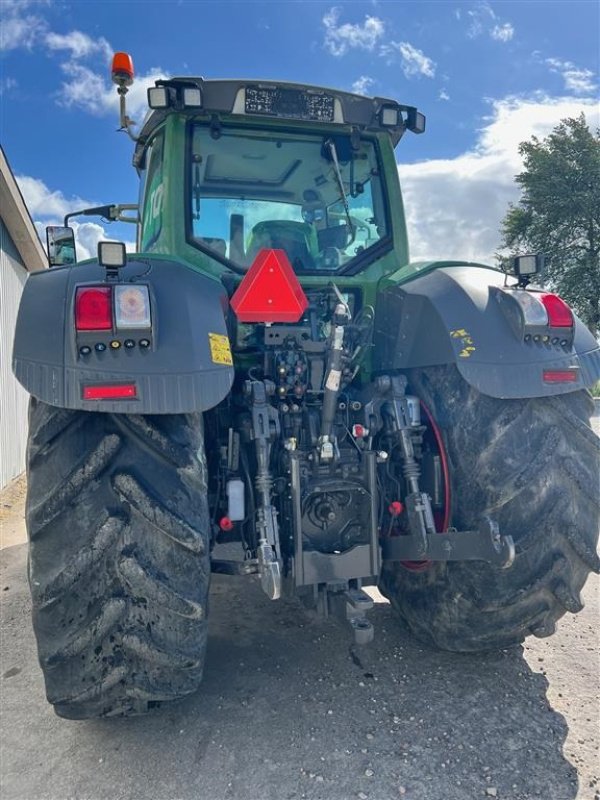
[381,516,515,568]
[329,588,375,645]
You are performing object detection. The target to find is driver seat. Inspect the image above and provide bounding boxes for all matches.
[246,221,318,270]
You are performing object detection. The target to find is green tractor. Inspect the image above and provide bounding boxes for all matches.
[13,53,600,719]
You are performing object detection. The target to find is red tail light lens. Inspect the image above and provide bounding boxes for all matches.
[75,287,112,330]
[539,294,573,327]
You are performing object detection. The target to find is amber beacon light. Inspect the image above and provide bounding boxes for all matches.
[111,52,134,86]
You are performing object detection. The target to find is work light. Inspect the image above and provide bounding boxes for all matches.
[148,86,170,109]
[98,241,127,269]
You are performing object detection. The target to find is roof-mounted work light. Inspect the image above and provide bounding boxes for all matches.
[405,107,426,134]
[147,86,170,109]
[380,105,400,127]
[182,87,202,107]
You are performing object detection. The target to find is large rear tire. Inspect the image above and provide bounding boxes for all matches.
[379,365,600,652]
[26,399,211,718]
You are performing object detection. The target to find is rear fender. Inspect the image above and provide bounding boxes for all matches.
[374,264,600,399]
[12,257,234,413]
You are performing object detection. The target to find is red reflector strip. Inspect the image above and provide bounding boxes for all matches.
[542,370,578,383]
[539,294,573,327]
[83,384,137,400]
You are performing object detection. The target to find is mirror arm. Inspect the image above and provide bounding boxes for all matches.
[63,204,139,227]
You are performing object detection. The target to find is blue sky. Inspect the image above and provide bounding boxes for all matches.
[1,0,598,263]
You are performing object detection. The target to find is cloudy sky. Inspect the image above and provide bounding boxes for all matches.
[1,0,598,263]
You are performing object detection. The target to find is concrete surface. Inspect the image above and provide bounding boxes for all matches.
[1,412,598,800]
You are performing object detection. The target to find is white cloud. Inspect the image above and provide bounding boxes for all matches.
[466,2,514,43]
[546,58,597,95]
[398,95,600,265]
[0,3,151,121]
[18,174,135,259]
[381,41,436,78]
[18,174,136,257]
[491,23,514,42]
[323,7,385,56]
[73,221,136,259]
[352,75,375,95]
[56,62,166,122]
[16,174,94,221]
[45,30,112,61]
[0,8,46,51]
[439,89,450,101]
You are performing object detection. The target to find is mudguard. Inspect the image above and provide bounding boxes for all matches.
[375,264,600,399]
[12,256,234,414]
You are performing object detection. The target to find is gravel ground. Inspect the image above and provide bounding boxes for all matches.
[0,411,598,800]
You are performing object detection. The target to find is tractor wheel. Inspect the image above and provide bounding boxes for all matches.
[379,365,600,652]
[25,399,211,718]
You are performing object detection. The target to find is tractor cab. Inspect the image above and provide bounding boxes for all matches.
[131,73,425,283]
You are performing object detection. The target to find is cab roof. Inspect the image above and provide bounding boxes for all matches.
[133,77,425,166]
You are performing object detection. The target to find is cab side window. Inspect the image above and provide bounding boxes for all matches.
[139,129,165,252]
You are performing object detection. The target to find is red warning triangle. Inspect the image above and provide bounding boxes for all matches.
[230,249,309,323]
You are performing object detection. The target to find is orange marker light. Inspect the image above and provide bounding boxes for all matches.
[111,52,134,86]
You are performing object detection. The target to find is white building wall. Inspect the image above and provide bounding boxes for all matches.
[0,218,30,488]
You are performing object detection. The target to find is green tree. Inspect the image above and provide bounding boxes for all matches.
[500,114,600,336]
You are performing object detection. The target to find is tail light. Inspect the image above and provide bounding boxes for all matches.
[539,293,573,327]
[75,287,112,330]
[497,288,574,337]
[75,285,152,332]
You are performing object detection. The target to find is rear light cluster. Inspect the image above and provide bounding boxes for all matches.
[75,285,151,331]
[502,290,573,329]
[497,288,574,347]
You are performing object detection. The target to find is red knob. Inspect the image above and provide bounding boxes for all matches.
[388,501,404,517]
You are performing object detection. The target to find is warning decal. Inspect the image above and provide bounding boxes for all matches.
[208,333,233,366]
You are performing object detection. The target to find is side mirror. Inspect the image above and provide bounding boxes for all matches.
[46,226,77,267]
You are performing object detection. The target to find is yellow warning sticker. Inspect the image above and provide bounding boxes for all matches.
[208,333,233,366]
[450,328,476,357]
